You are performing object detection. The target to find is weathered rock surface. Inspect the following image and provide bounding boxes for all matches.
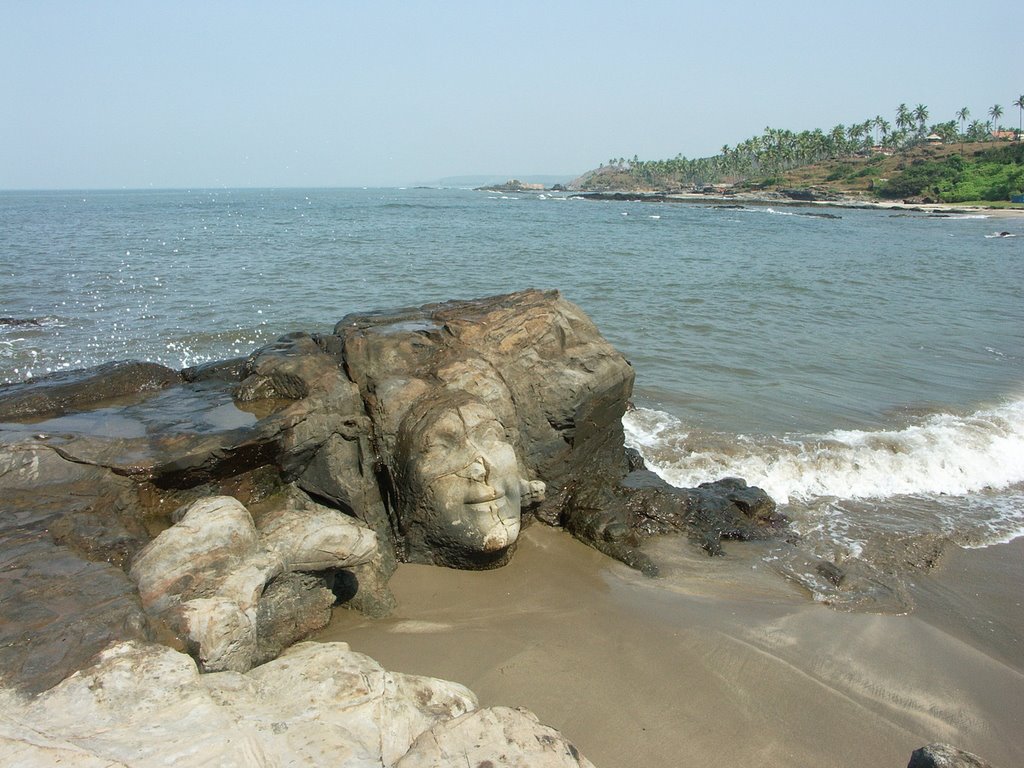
[0,640,482,768]
[0,441,153,693]
[908,743,996,768]
[129,493,381,672]
[0,360,180,421]
[0,291,786,689]
[0,289,788,766]
[397,706,596,768]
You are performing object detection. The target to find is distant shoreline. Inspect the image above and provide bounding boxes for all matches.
[566,189,1024,218]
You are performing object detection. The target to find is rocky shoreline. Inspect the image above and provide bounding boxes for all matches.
[0,290,998,767]
[568,188,1024,218]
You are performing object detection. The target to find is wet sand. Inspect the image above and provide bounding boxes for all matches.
[317,525,1024,768]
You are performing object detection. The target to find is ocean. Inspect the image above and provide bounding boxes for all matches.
[2,187,1022,605]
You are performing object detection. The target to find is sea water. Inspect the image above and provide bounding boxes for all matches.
[2,187,1022,592]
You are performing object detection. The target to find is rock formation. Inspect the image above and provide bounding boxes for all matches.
[907,744,996,768]
[128,492,383,672]
[0,289,788,765]
[0,640,479,767]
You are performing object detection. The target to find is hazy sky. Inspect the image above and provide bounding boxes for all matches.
[2,1,1022,189]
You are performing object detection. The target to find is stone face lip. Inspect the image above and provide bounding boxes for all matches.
[908,744,996,768]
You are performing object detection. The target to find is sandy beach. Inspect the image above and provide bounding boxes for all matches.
[318,524,1024,768]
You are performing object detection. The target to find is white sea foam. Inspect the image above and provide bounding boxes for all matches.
[624,400,1024,505]
[626,401,1024,548]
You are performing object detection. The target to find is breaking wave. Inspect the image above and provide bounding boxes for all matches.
[624,399,1024,505]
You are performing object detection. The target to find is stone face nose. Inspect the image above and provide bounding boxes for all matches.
[464,458,488,482]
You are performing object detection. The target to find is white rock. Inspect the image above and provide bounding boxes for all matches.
[127,494,385,673]
[169,597,257,673]
[0,640,481,768]
[129,496,259,615]
[258,501,379,572]
[397,706,596,768]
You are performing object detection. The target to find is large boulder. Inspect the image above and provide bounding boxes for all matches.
[397,706,596,768]
[128,493,384,672]
[0,640,485,768]
[335,289,635,569]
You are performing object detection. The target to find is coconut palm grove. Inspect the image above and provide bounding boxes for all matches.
[581,96,1024,204]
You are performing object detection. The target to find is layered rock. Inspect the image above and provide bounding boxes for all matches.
[0,640,478,767]
[0,639,602,768]
[0,290,787,685]
[397,706,594,768]
[128,492,383,672]
[0,289,791,766]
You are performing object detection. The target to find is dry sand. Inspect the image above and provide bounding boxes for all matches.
[317,524,1024,768]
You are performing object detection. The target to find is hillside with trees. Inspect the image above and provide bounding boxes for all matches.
[574,98,1024,204]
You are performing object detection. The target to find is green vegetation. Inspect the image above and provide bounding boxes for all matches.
[876,143,1024,202]
[585,96,1024,202]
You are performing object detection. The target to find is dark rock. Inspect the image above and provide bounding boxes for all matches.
[558,471,783,563]
[0,532,152,693]
[254,571,337,666]
[574,192,668,203]
[908,743,995,768]
[0,360,180,421]
[796,211,842,219]
[815,560,846,587]
[781,188,817,201]
[335,289,636,569]
[772,549,913,614]
[0,289,788,692]
[331,560,397,618]
[181,355,249,383]
[0,445,153,692]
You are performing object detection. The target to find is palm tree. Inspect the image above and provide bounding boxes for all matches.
[988,104,1003,134]
[873,115,890,145]
[913,104,929,135]
[1013,95,1024,140]
[956,107,970,137]
[896,103,912,132]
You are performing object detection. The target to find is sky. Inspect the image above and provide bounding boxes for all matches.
[2,0,1022,189]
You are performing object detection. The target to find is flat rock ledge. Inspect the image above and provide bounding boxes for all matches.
[0,639,590,768]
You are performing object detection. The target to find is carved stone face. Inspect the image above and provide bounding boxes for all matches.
[397,397,533,566]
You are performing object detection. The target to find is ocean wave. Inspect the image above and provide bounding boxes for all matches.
[623,399,1024,505]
